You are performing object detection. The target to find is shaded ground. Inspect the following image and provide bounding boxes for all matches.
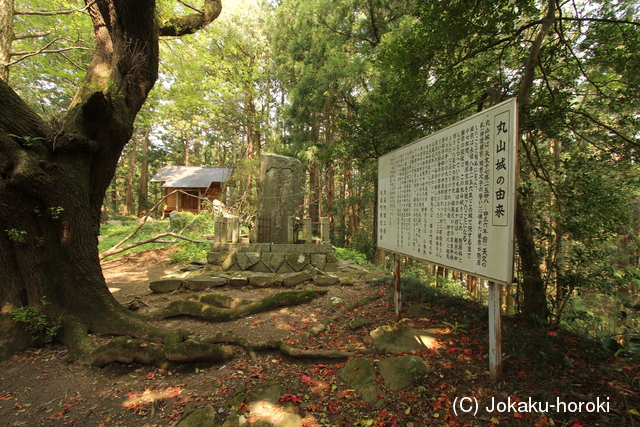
[0,248,638,427]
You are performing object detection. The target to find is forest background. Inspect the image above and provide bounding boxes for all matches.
[3,0,640,349]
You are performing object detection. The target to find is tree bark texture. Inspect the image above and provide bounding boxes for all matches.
[0,0,219,361]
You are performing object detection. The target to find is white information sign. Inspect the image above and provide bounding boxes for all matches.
[378,98,518,285]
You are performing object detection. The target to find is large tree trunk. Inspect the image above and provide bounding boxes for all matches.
[515,202,549,320]
[0,0,14,82]
[0,0,221,362]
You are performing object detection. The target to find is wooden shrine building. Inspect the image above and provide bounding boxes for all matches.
[151,166,233,217]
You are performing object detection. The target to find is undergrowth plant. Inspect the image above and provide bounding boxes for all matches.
[334,247,376,270]
[11,297,61,342]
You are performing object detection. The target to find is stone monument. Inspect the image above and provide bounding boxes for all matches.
[254,153,302,243]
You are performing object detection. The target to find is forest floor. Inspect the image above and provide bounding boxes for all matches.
[0,248,639,427]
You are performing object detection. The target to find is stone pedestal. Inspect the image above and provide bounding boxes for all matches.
[206,243,337,273]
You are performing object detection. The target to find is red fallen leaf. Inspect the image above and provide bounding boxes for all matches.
[463,349,473,356]
[306,403,320,411]
[353,366,360,371]
[328,401,340,413]
[447,348,457,353]
[548,331,557,336]
[514,411,524,419]
[145,373,155,380]
[432,401,443,410]
[571,420,584,427]
[139,343,148,347]
[0,394,12,401]
[49,411,67,420]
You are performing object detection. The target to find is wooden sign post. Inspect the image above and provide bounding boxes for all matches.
[393,253,402,320]
[488,281,502,380]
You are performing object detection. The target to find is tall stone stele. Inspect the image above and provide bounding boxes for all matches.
[255,153,303,243]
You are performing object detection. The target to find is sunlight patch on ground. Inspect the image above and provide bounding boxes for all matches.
[121,386,183,411]
[413,333,438,348]
[247,400,305,425]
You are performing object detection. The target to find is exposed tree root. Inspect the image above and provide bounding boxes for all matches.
[85,330,235,368]
[88,336,170,368]
[149,289,328,322]
[300,290,385,343]
[203,332,360,360]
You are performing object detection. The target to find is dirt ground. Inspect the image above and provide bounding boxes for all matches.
[0,248,638,427]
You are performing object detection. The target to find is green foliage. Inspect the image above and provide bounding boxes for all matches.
[11,298,60,341]
[169,242,210,264]
[169,211,215,234]
[334,247,367,264]
[48,206,64,220]
[8,0,94,115]
[5,229,27,243]
[33,206,64,219]
[7,134,45,148]
[334,247,375,270]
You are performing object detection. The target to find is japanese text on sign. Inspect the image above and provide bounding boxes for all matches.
[377,98,517,284]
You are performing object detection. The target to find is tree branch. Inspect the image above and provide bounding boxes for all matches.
[9,46,92,66]
[14,1,95,16]
[0,79,50,139]
[159,0,222,37]
[177,0,204,14]
[98,232,208,260]
[13,31,51,40]
[518,0,556,104]
[567,108,640,148]
[558,16,640,27]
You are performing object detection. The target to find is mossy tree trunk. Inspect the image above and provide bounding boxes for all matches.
[0,0,221,362]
